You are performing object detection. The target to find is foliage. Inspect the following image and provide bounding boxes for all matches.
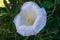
[0,0,60,40]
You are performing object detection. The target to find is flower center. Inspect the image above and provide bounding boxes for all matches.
[22,8,37,25]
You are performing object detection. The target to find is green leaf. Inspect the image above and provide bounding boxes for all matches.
[43,36,53,40]
[0,13,8,16]
[0,28,4,36]
[52,32,60,39]
[51,27,59,34]
[6,32,15,40]
[42,1,53,9]
[56,0,60,4]
[3,0,11,13]
[33,36,40,40]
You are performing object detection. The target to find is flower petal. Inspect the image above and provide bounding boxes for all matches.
[13,13,25,29]
[33,15,47,33]
[21,1,42,16]
[17,25,36,36]
[40,7,47,16]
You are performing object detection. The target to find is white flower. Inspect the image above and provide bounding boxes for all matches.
[13,1,47,36]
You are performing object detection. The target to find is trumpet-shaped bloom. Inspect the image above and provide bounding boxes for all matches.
[0,0,10,8]
[13,1,47,36]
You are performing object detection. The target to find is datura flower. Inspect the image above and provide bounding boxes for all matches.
[13,1,47,36]
[0,0,10,8]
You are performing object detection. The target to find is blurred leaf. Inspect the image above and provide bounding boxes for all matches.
[58,23,60,27]
[7,32,14,38]
[0,8,8,13]
[24,37,29,40]
[42,1,53,9]
[0,28,4,36]
[6,32,15,40]
[51,27,59,34]
[0,13,8,16]
[43,36,53,40]
[33,36,40,40]
[56,0,60,4]
[3,0,11,13]
[52,32,60,39]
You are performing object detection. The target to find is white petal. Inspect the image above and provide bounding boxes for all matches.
[40,7,47,16]
[13,13,26,29]
[33,15,47,33]
[17,25,36,36]
[21,1,41,11]
[21,1,42,16]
